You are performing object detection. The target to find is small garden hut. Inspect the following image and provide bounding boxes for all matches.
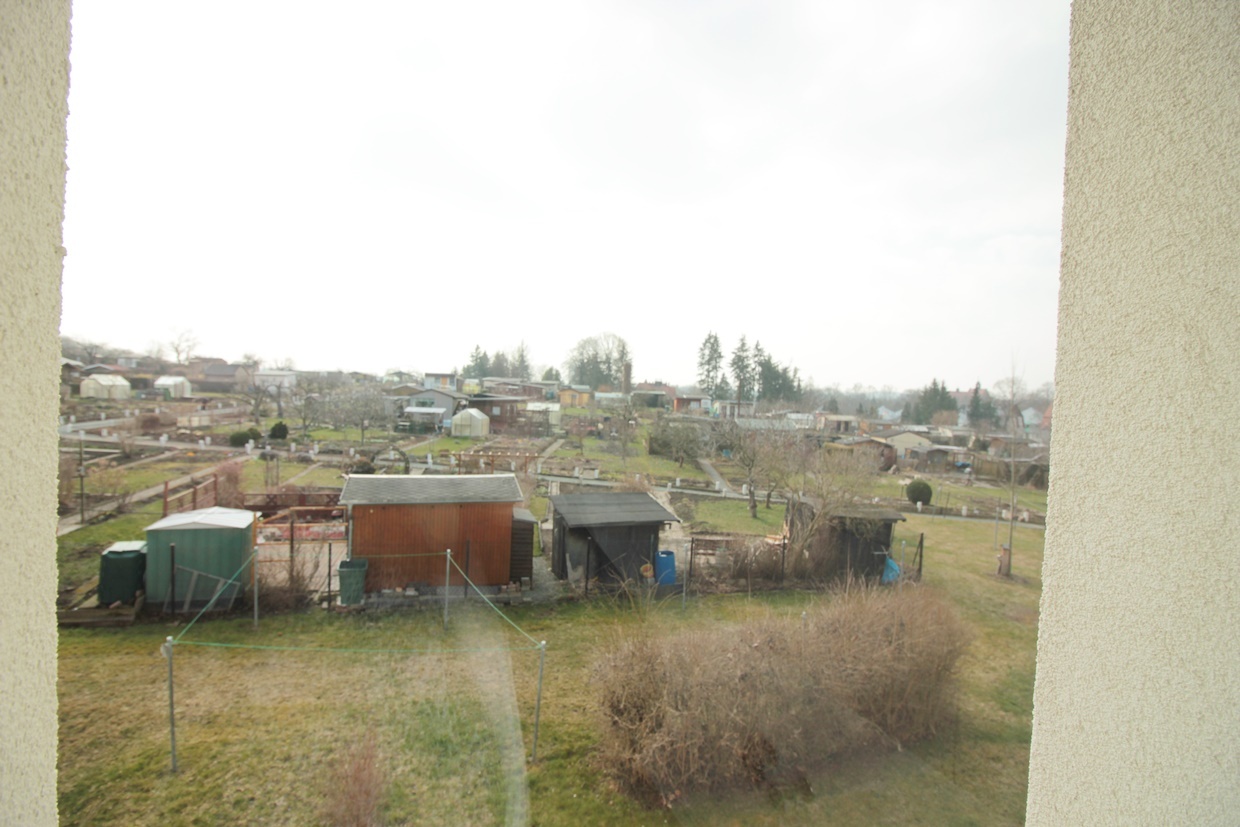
[340,474,522,592]
[451,407,490,437]
[144,507,256,609]
[549,492,679,584]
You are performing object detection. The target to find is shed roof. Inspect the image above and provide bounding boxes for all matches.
[339,473,522,505]
[146,506,255,531]
[549,492,679,528]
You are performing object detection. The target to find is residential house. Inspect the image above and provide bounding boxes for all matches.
[423,372,459,391]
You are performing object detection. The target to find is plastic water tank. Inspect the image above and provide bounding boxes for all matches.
[655,550,676,586]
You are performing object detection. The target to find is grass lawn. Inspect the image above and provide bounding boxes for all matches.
[89,454,224,497]
[677,495,787,535]
[554,435,711,483]
[871,476,1049,515]
[58,513,1041,825]
[57,500,164,590]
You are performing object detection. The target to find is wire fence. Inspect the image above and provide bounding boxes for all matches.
[163,546,549,775]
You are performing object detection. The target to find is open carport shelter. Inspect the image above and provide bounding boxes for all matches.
[549,492,679,585]
[340,474,524,592]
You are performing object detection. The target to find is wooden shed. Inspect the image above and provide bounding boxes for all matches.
[340,474,522,592]
[549,492,679,584]
[783,502,905,581]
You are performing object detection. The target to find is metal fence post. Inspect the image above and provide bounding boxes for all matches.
[531,640,547,762]
[443,549,451,630]
[163,636,178,773]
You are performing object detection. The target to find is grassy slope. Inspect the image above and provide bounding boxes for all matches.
[59,514,1041,825]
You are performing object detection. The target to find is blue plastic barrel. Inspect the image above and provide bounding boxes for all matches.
[655,550,676,585]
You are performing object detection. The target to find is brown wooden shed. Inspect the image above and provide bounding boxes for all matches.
[340,474,523,592]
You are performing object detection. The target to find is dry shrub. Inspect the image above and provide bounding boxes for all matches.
[257,542,322,612]
[594,585,970,802]
[215,460,245,508]
[323,729,386,827]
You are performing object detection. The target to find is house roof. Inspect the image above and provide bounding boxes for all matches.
[339,473,522,505]
[734,417,804,431]
[203,363,243,376]
[412,388,468,400]
[147,506,255,531]
[549,492,680,528]
[402,407,447,416]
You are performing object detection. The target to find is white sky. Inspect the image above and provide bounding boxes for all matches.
[61,2,1070,394]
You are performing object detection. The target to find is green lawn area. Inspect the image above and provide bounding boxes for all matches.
[58,513,1041,825]
[871,476,1049,514]
[553,435,711,483]
[56,500,164,590]
[86,454,223,497]
[676,495,788,535]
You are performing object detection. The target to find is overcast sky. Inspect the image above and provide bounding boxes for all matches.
[61,2,1070,395]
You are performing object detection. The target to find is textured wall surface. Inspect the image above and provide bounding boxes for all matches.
[0,1,71,823]
[1027,3,1239,824]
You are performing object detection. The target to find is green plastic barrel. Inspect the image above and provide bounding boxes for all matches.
[98,542,147,605]
[338,558,369,606]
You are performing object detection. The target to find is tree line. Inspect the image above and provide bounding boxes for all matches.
[697,332,802,404]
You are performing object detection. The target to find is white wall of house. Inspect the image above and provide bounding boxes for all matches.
[1027,4,1240,824]
[0,4,69,822]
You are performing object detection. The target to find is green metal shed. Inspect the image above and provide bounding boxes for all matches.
[145,507,256,611]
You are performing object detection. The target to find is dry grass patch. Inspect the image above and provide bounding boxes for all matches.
[594,585,970,804]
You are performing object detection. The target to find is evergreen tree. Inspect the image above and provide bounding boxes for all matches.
[730,336,755,402]
[542,366,562,382]
[512,342,532,381]
[826,396,839,414]
[464,346,490,379]
[912,379,958,425]
[697,332,724,396]
[967,381,998,427]
[490,351,511,378]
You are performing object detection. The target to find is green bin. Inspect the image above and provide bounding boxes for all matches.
[338,558,368,606]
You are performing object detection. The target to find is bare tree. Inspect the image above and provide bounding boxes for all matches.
[783,445,881,577]
[169,330,198,365]
[332,385,389,444]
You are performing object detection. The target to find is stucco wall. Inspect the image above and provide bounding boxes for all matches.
[1026,3,1239,824]
[0,1,71,823]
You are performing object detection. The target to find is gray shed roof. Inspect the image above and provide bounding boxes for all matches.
[339,473,522,505]
[549,492,679,528]
[146,506,255,531]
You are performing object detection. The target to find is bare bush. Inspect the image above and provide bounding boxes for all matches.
[594,585,970,802]
[58,454,80,512]
[86,459,133,513]
[323,729,386,827]
[215,460,245,508]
